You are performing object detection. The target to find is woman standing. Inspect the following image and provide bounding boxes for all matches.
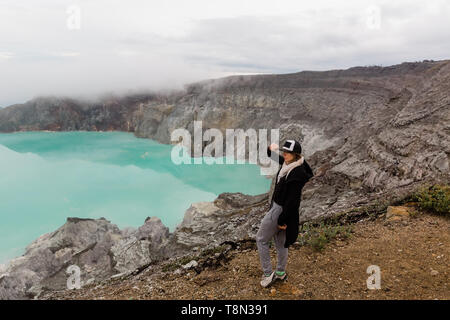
[256,139,314,288]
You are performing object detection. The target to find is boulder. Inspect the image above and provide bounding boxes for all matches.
[0,216,170,299]
[386,206,411,220]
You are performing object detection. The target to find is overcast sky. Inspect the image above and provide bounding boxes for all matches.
[1,0,449,107]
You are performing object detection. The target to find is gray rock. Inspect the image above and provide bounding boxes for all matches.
[0,216,171,300]
[182,260,198,269]
[111,217,170,273]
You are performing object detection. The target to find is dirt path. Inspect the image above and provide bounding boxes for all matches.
[43,213,449,300]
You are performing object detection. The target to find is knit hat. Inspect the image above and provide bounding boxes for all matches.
[281,139,302,154]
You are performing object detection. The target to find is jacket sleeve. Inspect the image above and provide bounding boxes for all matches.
[267,146,284,165]
[277,180,302,226]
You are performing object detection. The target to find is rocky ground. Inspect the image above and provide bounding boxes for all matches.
[40,206,449,300]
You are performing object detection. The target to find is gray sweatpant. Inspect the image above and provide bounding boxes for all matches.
[256,202,288,275]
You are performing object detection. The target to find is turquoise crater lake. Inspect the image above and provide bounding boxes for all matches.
[0,131,270,264]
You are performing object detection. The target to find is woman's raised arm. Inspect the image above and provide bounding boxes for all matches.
[267,144,284,165]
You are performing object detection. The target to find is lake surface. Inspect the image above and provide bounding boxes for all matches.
[0,131,270,264]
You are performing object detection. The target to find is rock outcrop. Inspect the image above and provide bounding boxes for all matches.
[0,216,170,299]
[171,192,268,252]
[0,193,267,300]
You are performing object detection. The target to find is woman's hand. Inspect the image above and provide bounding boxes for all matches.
[269,143,279,151]
[278,224,287,230]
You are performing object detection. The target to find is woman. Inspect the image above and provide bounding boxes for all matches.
[256,139,314,288]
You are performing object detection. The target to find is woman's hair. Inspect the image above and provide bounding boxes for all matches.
[293,153,302,161]
[285,151,302,161]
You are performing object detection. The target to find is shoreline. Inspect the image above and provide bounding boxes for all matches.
[0,191,270,299]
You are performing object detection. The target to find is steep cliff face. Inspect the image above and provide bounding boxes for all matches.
[0,95,146,132]
[1,60,448,221]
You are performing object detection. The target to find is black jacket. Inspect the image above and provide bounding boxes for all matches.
[267,147,314,248]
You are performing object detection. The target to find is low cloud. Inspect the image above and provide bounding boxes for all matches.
[0,0,449,107]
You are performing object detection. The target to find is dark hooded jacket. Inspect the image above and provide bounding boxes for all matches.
[267,147,314,248]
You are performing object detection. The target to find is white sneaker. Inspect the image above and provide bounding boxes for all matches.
[260,271,276,288]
